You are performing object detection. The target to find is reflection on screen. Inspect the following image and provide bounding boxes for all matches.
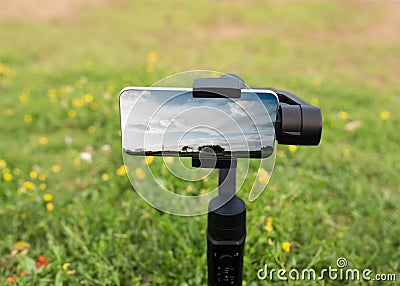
[120,88,277,158]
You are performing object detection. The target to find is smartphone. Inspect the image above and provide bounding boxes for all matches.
[120,87,278,159]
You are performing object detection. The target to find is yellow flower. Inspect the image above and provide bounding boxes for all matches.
[62,262,71,271]
[101,173,109,181]
[38,137,48,145]
[43,194,53,202]
[186,184,193,193]
[39,183,47,191]
[20,213,27,219]
[147,51,158,65]
[89,103,98,110]
[13,168,21,175]
[116,166,127,176]
[379,111,390,121]
[288,145,298,153]
[24,114,32,123]
[0,159,6,168]
[282,241,291,253]
[135,167,145,180]
[145,156,154,165]
[107,85,115,94]
[87,126,96,134]
[51,165,61,173]
[73,157,81,166]
[3,172,13,181]
[68,110,76,118]
[310,98,319,106]
[29,170,38,179]
[39,174,46,181]
[258,168,270,184]
[23,181,34,191]
[72,98,84,107]
[47,89,57,102]
[4,108,14,117]
[67,269,76,275]
[19,92,29,103]
[83,93,93,103]
[264,217,273,232]
[342,148,350,158]
[117,130,122,137]
[338,111,349,120]
[46,202,54,212]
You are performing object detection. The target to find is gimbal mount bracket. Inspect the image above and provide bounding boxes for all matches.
[192,75,322,286]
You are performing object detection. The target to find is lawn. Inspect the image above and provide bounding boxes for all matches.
[0,0,399,285]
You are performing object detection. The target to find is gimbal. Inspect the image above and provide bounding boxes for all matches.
[192,75,322,286]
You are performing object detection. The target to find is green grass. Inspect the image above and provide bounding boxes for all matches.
[0,0,399,285]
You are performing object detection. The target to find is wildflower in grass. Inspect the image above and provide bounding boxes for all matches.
[0,159,6,168]
[4,108,14,117]
[264,217,273,232]
[147,51,158,66]
[39,183,47,190]
[101,173,109,181]
[79,152,92,163]
[73,157,81,166]
[379,111,390,121]
[342,148,350,158]
[135,167,145,180]
[51,165,61,173]
[35,255,49,268]
[89,103,98,110]
[338,111,349,120]
[38,137,48,145]
[87,126,96,133]
[3,172,13,181]
[6,277,17,284]
[310,98,319,106]
[67,269,76,275]
[201,188,209,195]
[288,145,298,153]
[29,170,38,179]
[43,194,53,202]
[258,168,270,184]
[23,181,34,191]
[46,202,54,212]
[63,262,71,270]
[13,168,21,175]
[84,93,94,103]
[19,91,29,103]
[47,89,57,102]
[68,110,76,118]
[118,130,122,137]
[72,98,84,107]
[145,156,154,165]
[24,114,32,124]
[282,241,291,253]
[39,174,46,181]
[116,165,127,176]
[186,184,193,193]
[20,213,27,219]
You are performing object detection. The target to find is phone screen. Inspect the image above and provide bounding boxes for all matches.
[120,87,278,159]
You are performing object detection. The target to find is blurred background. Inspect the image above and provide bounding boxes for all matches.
[0,0,399,285]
